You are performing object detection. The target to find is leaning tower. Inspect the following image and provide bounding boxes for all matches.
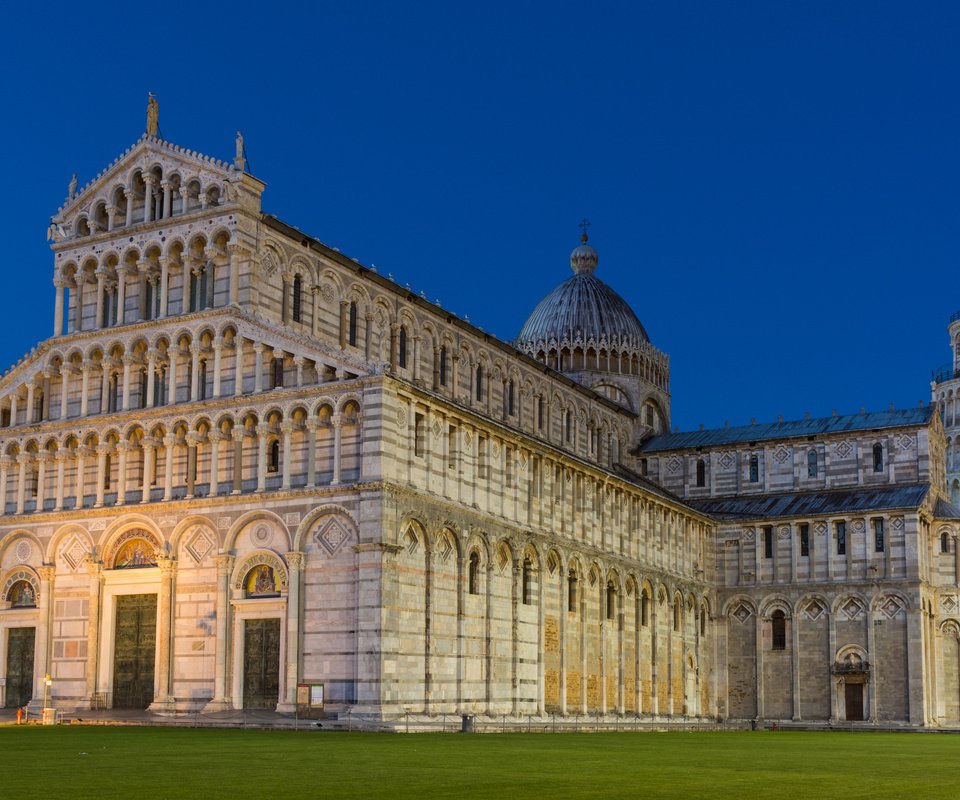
[932,313,960,504]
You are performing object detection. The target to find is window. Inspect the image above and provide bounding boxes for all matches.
[414,413,425,458]
[292,275,302,323]
[348,301,358,346]
[700,606,707,636]
[696,458,705,487]
[873,443,884,472]
[447,425,457,470]
[475,365,483,402]
[771,610,786,650]
[272,357,283,389]
[640,458,648,477]
[673,597,681,632]
[763,526,773,559]
[468,552,480,595]
[800,523,810,557]
[103,452,111,490]
[837,521,846,555]
[645,405,654,427]
[398,327,407,369]
[606,582,617,621]
[268,440,280,473]
[537,396,544,430]
[198,361,207,401]
[477,434,487,478]
[807,449,818,478]
[749,454,759,483]
[942,532,950,554]
[568,570,578,613]
[874,518,884,552]
[641,591,650,626]
[438,346,447,386]
[522,558,533,605]
[565,411,572,442]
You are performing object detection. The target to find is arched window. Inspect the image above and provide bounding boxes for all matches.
[567,569,578,612]
[700,606,707,636]
[807,449,818,478]
[348,301,358,346]
[537,396,544,430]
[398,327,407,369]
[606,581,617,621]
[439,345,448,386]
[695,458,705,487]
[942,532,951,554]
[673,596,681,631]
[771,610,786,650]
[641,590,650,626]
[292,275,303,323]
[268,439,280,473]
[103,452,112,491]
[749,454,759,483]
[272,357,284,389]
[522,558,533,605]
[475,364,483,401]
[507,380,515,416]
[873,443,884,472]
[468,551,480,595]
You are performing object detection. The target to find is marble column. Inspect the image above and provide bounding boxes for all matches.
[115,265,127,325]
[141,440,154,503]
[212,337,223,398]
[159,257,171,318]
[121,356,133,411]
[279,551,305,711]
[84,559,103,707]
[256,426,268,492]
[32,566,56,706]
[281,422,293,490]
[204,554,234,712]
[232,429,245,494]
[53,452,66,511]
[253,343,264,393]
[149,557,177,714]
[80,364,91,417]
[53,279,66,337]
[94,444,108,508]
[59,366,71,420]
[115,440,128,505]
[331,415,342,485]
[190,346,201,402]
[15,453,29,515]
[185,434,198,498]
[75,446,88,509]
[145,351,157,408]
[306,420,318,488]
[163,434,176,501]
[142,175,155,223]
[208,432,221,497]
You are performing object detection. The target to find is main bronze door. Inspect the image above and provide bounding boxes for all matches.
[845,682,864,721]
[112,594,157,709]
[243,618,280,709]
[4,627,35,708]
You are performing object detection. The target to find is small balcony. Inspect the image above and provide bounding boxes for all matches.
[932,363,960,385]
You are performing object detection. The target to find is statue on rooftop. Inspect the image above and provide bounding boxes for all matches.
[146,92,159,136]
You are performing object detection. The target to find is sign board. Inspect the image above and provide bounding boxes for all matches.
[297,683,324,708]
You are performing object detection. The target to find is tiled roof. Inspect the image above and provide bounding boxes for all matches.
[935,497,960,520]
[639,407,934,453]
[687,484,930,521]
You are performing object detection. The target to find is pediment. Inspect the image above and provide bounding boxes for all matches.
[51,135,239,235]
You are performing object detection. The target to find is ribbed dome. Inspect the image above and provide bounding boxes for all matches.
[517,240,649,347]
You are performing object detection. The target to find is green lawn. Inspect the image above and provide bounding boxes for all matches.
[0,727,954,799]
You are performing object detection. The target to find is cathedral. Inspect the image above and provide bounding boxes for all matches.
[1,101,959,728]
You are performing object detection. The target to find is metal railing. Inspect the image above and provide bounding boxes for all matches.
[932,363,960,385]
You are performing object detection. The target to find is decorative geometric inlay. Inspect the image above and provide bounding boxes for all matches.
[941,595,958,614]
[546,554,559,575]
[436,536,453,564]
[718,452,734,469]
[841,598,864,620]
[403,530,419,554]
[815,522,827,536]
[14,539,31,563]
[879,598,903,619]
[666,456,681,475]
[60,535,88,572]
[773,445,790,464]
[261,252,278,276]
[732,604,752,623]
[742,529,755,542]
[853,519,865,533]
[657,586,666,604]
[892,517,904,530]
[432,418,443,439]
[491,442,501,458]
[315,517,351,555]
[320,283,335,303]
[89,519,107,531]
[835,440,852,458]
[803,600,825,621]
[897,433,914,450]
[496,548,510,572]
[253,524,272,545]
[218,516,231,530]
[519,452,528,471]
[185,527,214,565]
[284,512,301,526]
[396,407,407,427]
[463,430,473,449]
[778,526,791,539]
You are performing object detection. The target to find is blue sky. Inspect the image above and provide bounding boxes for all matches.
[2,2,959,430]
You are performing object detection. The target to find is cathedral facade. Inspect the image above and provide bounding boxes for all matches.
[1,110,958,727]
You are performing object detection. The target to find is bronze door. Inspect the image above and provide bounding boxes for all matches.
[112,594,157,709]
[243,618,281,709]
[844,682,864,721]
[4,627,35,708]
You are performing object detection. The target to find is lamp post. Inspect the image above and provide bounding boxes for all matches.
[43,674,53,724]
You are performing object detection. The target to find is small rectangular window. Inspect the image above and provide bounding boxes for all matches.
[749,455,759,483]
[837,521,846,555]
[874,518,884,552]
[537,397,544,430]
[799,524,810,557]
[414,413,425,458]
[763,526,773,559]
[478,434,488,479]
[447,425,457,470]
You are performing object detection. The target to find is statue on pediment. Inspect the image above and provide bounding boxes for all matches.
[146,92,159,136]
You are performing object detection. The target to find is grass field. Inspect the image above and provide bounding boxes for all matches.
[0,726,954,799]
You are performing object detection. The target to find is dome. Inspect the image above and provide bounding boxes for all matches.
[516,238,649,348]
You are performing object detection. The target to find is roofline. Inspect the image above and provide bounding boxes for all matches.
[260,214,634,419]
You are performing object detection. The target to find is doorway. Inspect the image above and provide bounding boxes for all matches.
[243,618,280,709]
[112,594,157,709]
[844,682,864,721]
[4,627,35,708]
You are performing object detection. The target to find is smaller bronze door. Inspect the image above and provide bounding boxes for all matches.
[112,594,157,709]
[845,682,864,721]
[243,618,281,709]
[4,627,35,708]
